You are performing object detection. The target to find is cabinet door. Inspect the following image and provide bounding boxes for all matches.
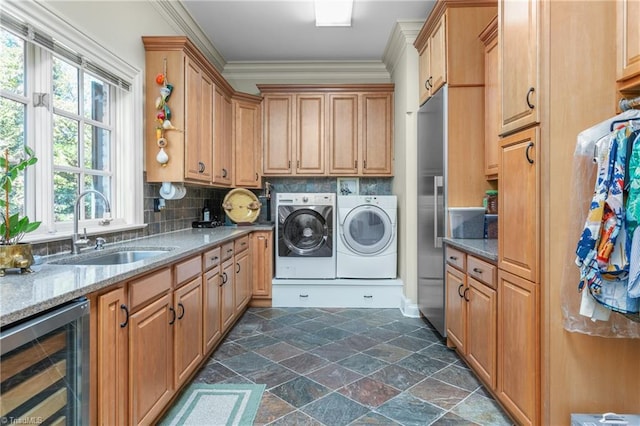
[617,0,640,82]
[418,42,431,105]
[429,13,447,95]
[130,293,173,426]
[203,266,222,354]
[221,258,236,332]
[251,231,273,299]
[296,94,325,174]
[445,265,466,352]
[234,99,261,188]
[466,277,497,390]
[213,87,233,186]
[328,94,359,175]
[361,92,393,175]
[174,277,203,388]
[499,127,538,282]
[497,270,538,426]
[263,94,294,175]
[184,58,212,182]
[499,0,539,135]
[97,286,128,426]
[482,19,500,179]
[234,249,250,312]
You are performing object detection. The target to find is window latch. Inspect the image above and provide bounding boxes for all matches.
[33,93,50,109]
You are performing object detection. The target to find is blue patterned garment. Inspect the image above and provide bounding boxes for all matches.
[575,125,638,314]
[626,131,640,297]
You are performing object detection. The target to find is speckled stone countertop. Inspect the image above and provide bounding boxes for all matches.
[0,225,273,328]
[443,237,498,262]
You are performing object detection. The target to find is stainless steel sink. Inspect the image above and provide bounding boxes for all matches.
[50,248,172,266]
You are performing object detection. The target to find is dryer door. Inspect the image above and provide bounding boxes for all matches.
[279,206,333,257]
[342,205,393,255]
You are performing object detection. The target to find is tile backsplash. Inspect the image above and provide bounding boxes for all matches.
[32,175,392,256]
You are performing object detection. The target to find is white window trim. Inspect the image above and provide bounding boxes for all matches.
[7,1,145,243]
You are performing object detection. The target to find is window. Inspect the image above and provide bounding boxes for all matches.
[0,6,143,242]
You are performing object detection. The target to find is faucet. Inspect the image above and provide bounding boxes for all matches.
[72,190,111,254]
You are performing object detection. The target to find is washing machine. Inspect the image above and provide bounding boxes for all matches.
[276,193,336,279]
[337,195,397,278]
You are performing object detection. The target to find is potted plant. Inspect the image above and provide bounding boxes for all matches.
[0,147,41,275]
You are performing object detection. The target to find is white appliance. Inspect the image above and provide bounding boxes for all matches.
[276,193,336,279]
[337,195,397,278]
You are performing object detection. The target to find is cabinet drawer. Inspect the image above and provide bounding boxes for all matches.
[445,246,466,271]
[175,255,202,286]
[129,268,172,311]
[221,242,234,262]
[234,236,249,253]
[467,256,497,289]
[203,246,221,271]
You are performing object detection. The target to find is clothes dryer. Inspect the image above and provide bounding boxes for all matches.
[276,193,336,279]
[337,195,397,278]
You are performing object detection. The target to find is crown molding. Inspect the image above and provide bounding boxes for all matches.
[148,0,226,71]
[222,61,391,84]
[383,21,423,74]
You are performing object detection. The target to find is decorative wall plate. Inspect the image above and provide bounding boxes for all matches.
[222,188,261,224]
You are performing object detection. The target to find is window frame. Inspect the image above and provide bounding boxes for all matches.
[2,2,144,244]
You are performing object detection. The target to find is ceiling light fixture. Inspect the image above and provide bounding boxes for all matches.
[315,0,353,27]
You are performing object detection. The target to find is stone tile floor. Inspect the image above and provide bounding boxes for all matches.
[189,307,514,425]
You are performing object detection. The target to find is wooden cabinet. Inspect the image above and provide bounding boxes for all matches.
[234,240,251,313]
[213,87,233,186]
[184,58,213,182]
[220,242,236,332]
[129,292,173,426]
[616,0,640,86]
[480,17,499,179]
[233,94,262,188]
[418,13,446,104]
[173,276,203,389]
[95,286,128,426]
[260,85,394,177]
[498,127,539,282]
[498,0,539,135]
[250,230,273,306]
[497,269,538,426]
[445,246,497,391]
[203,246,222,354]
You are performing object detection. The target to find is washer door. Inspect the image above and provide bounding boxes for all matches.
[279,206,333,257]
[342,205,392,255]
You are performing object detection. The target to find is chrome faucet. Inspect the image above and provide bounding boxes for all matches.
[72,190,111,254]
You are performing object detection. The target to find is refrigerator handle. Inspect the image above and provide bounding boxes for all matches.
[434,175,443,248]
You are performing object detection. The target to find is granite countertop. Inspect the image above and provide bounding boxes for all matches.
[443,237,498,262]
[0,224,274,328]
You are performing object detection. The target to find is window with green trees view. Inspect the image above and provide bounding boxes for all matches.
[0,8,140,240]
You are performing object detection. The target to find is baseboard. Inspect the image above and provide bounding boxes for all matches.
[400,295,421,318]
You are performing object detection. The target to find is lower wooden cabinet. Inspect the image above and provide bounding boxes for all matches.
[203,247,222,354]
[221,248,236,332]
[235,245,250,312]
[445,265,466,352]
[497,269,538,426]
[250,231,273,305]
[173,276,203,388]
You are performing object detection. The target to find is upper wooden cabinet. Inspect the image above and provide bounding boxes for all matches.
[233,93,262,188]
[184,59,213,182]
[259,84,394,177]
[498,0,540,135]
[415,2,496,105]
[480,17,499,180]
[213,87,233,186]
[617,0,640,93]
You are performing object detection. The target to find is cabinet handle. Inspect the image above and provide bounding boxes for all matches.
[363,160,367,169]
[472,267,483,274]
[120,304,129,328]
[177,302,185,320]
[222,272,228,284]
[222,168,228,178]
[424,80,429,89]
[288,160,291,168]
[227,248,233,253]
[198,161,205,173]
[299,294,309,298]
[219,274,224,287]
[264,238,268,249]
[525,142,535,164]
[297,160,300,168]
[463,287,470,302]
[457,284,465,298]
[449,256,458,261]
[526,87,535,109]
[210,256,219,262]
[355,160,357,168]
[255,172,259,181]
[363,295,373,299]
[169,306,176,325]
[428,77,433,88]
[236,263,241,273]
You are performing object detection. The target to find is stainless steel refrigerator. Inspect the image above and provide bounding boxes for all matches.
[417,87,446,336]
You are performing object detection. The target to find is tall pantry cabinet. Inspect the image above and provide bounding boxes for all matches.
[498,0,640,424]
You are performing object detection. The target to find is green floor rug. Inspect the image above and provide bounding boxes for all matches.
[158,383,265,426]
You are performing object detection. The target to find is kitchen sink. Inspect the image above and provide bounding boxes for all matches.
[50,248,173,266]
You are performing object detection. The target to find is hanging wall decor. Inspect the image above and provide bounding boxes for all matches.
[154,59,177,166]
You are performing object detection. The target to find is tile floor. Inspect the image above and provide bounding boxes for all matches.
[189,307,514,426]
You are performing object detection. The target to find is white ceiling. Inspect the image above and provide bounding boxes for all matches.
[181,0,435,63]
